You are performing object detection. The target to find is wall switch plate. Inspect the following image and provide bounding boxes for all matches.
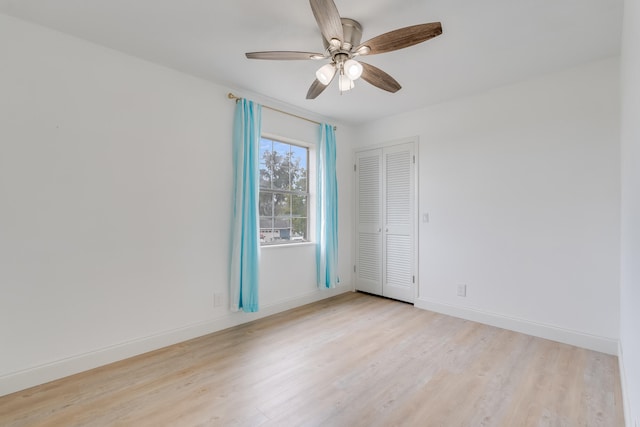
[422,213,429,223]
[457,284,467,297]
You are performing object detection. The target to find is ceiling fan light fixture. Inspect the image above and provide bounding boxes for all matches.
[339,74,354,92]
[316,63,336,85]
[354,45,371,56]
[344,59,363,80]
[245,0,443,99]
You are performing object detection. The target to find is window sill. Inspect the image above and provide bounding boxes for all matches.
[260,241,315,250]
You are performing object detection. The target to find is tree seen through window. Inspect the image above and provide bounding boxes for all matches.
[259,138,308,245]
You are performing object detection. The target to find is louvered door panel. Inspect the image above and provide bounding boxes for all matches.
[382,143,415,302]
[359,233,381,282]
[355,149,383,295]
[358,155,381,225]
[386,234,412,287]
[386,150,411,227]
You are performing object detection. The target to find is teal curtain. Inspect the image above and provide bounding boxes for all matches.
[316,123,339,288]
[230,99,262,312]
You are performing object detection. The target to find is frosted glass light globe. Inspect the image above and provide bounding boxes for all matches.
[315,63,336,85]
[344,59,363,80]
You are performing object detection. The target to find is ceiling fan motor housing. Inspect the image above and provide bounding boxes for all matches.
[323,18,363,53]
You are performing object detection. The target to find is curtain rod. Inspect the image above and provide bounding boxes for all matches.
[227,93,336,131]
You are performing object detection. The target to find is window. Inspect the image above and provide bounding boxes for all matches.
[259,137,309,245]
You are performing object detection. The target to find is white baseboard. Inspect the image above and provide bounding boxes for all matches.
[414,298,618,355]
[618,341,633,427]
[0,286,350,398]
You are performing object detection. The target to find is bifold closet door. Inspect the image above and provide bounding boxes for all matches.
[381,143,415,303]
[355,149,383,296]
[355,142,416,303]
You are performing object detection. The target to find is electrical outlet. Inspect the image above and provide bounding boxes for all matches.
[457,284,467,297]
[213,292,223,307]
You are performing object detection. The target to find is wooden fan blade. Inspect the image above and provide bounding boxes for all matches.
[306,78,331,99]
[309,0,344,43]
[246,51,325,60]
[356,22,442,55]
[360,62,402,93]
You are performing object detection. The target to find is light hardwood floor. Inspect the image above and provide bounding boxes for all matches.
[0,291,624,426]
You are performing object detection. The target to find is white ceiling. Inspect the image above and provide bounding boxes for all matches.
[0,0,624,125]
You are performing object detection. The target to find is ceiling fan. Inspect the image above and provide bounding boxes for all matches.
[245,0,443,99]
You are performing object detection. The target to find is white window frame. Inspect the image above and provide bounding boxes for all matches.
[259,133,316,247]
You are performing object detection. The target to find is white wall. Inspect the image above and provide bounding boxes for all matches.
[620,0,640,424]
[354,58,621,354]
[0,14,353,396]
[258,106,355,308]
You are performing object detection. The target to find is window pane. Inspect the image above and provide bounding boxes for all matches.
[259,139,273,189]
[259,217,273,243]
[291,194,307,217]
[259,163,271,189]
[290,145,308,192]
[274,217,292,241]
[259,192,274,216]
[260,138,272,153]
[260,217,274,229]
[272,141,290,190]
[273,193,291,217]
[291,218,307,241]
